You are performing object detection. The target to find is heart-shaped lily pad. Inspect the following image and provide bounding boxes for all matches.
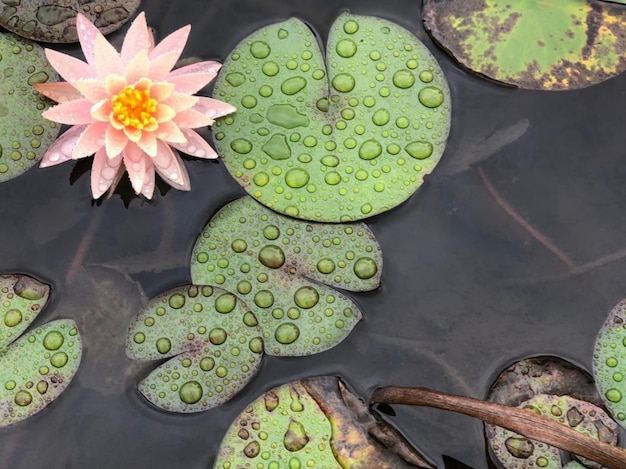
[191,196,382,356]
[126,285,264,413]
[212,12,451,222]
[487,394,618,469]
[0,32,59,182]
[0,0,140,42]
[593,299,626,427]
[423,0,626,90]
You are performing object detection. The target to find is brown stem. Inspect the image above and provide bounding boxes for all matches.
[371,386,626,469]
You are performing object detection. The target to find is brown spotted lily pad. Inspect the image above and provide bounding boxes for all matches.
[213,12,451,222]
[0,0,140,43]
[191,196,382,356]
[0,31,59,182]
[0,274,82,427]
[214,376,432,469]
[423,0,626,90]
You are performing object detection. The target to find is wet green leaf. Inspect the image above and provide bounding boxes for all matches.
[423,0,626,90]
[487,394,618,469]
[214,376,432,469]
[0,32,59,182]
[0,274,50,349]
[0,319,82,427]
[191,196,382,356]
[593,299,626,428]
[126,285,263,413]
[212,12,450,222]
[0,0,140,42]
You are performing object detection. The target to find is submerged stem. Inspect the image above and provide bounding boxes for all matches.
[371,386,626,469]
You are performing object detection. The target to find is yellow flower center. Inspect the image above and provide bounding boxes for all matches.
[111,86,157,130]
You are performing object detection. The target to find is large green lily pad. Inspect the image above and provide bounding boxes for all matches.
[593,299,626,427]
[126,285,264,413]
[0,32,59,182]
[212,13,451,222]
[191,196,382,356]
[423,0,626,90]
[0,0,140,42]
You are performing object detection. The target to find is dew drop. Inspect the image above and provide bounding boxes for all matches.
[200,357,215,371]
[358,139,383,160]
[275,323,300,344]
[294,286,319,309]
[255,290,275,308]
[244,441,261,458]
[281,77,307,95]
[50,351,68,368]
[392,70,415,89]
[405,141,433,160]
[343,19,359,34]
[215,293,237,314]
[225,72,245,87]
[336,39,357,58]
[168,293,186,309]
[262,61,280,76]
[253,172,270,187]
[179,381,203,404]
[231,139,253,154]
[232,239,248,253]
[43,330,64,350]
[284,420,310,451]
[332,73,355,93]
[317,259,335,274]
[36,380,48,395]
[262,134,291,160]
[267,104,309,129]
[324,171,341,185]
[259,245,286,269]
[606,388,623,403]
[156,337,172,354]
[372,109,390,126]
[354,257,378,279]
[209,328,227,345]
[285,168,310,188]
[3,308,22,327]
[250,41,271,59]
[14,390,32,407]
[418,86,444,108]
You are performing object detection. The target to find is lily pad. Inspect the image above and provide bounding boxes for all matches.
[0,0,140,43]
[423,0,626,90]
[126,284,264,413]
[214,376,432,469]
[487,394,618,469]
[0,32,59,182]
[212,12,451,222]
[593,299,626,427]
[191,196,382,356]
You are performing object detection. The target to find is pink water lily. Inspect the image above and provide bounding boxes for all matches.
[33,12,236,199]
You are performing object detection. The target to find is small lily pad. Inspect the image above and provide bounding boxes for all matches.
[126,285,264,413]
[0,319,82,427]
[487,394,618,469]
[423,0,626,90]
[0,32,59,182]
[593,299,626,428]
[191,196,382,356]
[213,12,450,222]
[0,0,140,43]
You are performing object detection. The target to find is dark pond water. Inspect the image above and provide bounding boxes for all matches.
[1,0,626,467]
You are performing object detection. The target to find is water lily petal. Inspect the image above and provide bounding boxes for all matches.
[194,97,237,120]
[155,121,187,144]
[43,99,94,125]
[163,92,198,112]
[167,60,222,78]
[45,49,97,85]
[121,12,152,65]
[149,24,190,61]
[90,99,112,123]
[166,61,221,94]
[72,121,108,159]
[123,126,142,143]
[155,103,176,123]
[74,78,107,103]
[40,125,87,167]
[149,82,175,102]
[171,129,218,159]
[76,13,105,67]
[153,141,190,190]
[105,74,127,96]
[136,131,157,157]
[125,49,150,84]
[105,126,128,158]
[91,148,122,199]
[173,108,214,128]
[94,34,123,77]
[32,82,83,103]
[141,158,156,199]
[148,50,181,81]
[123,146,147,194]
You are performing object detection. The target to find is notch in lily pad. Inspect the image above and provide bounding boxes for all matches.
[213,12,451,222]
[191,196,382,356]
[423,0,626,90]
[0,274,82,427]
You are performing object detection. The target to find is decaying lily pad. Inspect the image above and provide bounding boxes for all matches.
[487,394,618,469]
[0,32,59,182]
[214,376,432,469]
[423,0,626,90]
[212,12,450,222]
[593,299,626,428]
[191,196,382,356]
[126,285,264,413]
[0,0,140,43]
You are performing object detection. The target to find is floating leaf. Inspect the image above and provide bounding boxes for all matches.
[0,0,140,42]
[487,394,618,469]
[126,285,263,413]
[212,13,450,222]
[593,299,626,428]
[0,32,59,182]
[191,196,382,356]
[214,376,432,469]
[423,0,626,90]
[0,319,82,427]
[0,274,49,349]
